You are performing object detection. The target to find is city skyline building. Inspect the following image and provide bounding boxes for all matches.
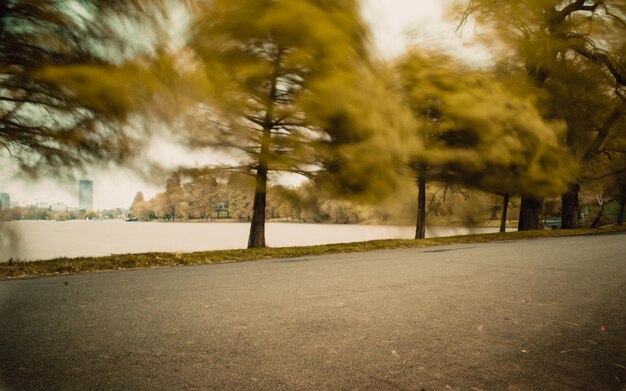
[0,193,9,210]
[79,180,94,211]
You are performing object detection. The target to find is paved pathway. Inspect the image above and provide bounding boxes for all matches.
[1,232,626,390]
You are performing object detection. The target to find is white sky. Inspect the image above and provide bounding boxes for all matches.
[363,0,488,62]
[1,0,488,210]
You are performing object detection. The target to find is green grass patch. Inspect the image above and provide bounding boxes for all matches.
[2,225,625,280]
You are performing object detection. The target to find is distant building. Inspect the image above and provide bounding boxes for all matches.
[79,180,94,211]
[0,193,10,210]
[35,202,49,209]
[10,201,19,208]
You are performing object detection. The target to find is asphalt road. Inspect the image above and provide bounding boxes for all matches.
[1,232,626,390]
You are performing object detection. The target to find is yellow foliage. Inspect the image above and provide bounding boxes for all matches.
[396,50,576,197]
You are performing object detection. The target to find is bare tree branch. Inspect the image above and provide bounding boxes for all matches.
[582,101,625,162]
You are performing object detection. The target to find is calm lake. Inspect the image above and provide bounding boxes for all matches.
[0,220,506,261]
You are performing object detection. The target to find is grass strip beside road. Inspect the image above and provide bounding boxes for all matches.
[2,225,625,280]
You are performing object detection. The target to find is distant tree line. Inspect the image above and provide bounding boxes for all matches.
[129,172,623,228]
[0,207,125,222]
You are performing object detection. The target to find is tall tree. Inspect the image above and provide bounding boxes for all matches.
[185,0,406,247]
[164,172,184,220]
[130,191,144,216]
[545,59,625,227]
[188,175,219,219]
[0,0,165,175]
[454,0,626,230]
[396,51,574,238]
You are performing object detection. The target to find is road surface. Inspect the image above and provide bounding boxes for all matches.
[1,232,626,390]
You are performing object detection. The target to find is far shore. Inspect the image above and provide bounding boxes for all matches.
[122,218,521,228]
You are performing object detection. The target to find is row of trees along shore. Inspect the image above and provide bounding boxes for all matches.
[128,172,624,229]
[1,0,625,248]
[0,207,124,222]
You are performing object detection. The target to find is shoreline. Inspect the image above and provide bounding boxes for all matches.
[2,218,521,229]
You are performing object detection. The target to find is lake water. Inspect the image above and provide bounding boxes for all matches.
[0,220,507,261]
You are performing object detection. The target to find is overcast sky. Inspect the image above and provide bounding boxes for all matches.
[1,0,488,210]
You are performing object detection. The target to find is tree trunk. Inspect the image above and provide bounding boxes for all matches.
[561,183,580,229]
[618,200,625,226]
[247,50,281,248]
[518,196,544,231]
[415,172,426,239]
[499,193,509,233]
[590,202,606,229]
[248,128,271,248]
